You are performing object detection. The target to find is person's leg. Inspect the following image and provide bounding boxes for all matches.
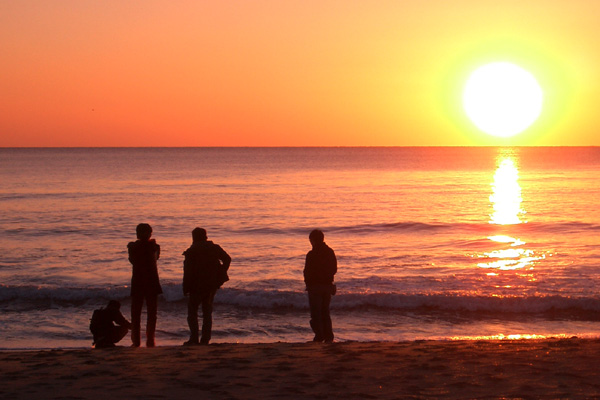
[131,295,143,347]
[200,290,216,344]
[321,292,333,343]
[186,292,201,344]
[94,329,113,348]
[146,294,158,347]
[308,289,324,342]
[110,325,129,345]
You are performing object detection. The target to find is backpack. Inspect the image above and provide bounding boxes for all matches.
[184,243,229,291]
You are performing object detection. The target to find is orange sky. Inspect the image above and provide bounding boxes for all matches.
[1,1,599,146]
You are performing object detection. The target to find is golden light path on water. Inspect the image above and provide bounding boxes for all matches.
[477,153,545,272]
[447,333,600,341]
[465,153,554,341]
[490,158,522,225]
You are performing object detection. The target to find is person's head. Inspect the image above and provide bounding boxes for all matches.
[107,300,121,310]
[309,229,325,247]
[136,223,153,240]
[192,227,208,242]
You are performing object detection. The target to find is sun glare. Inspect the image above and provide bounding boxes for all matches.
[463,62,543,137]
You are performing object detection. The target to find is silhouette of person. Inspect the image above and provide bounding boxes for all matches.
[128,223,162,347]
[182,227,231,345]
[90,300,132,348]
[304,229,337,343]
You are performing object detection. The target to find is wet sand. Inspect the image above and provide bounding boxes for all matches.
[1,339,599,399]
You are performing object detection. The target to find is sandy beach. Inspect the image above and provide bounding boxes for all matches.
[1,339,599,399]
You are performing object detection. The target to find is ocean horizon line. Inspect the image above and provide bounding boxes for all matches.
[1,145,599,149]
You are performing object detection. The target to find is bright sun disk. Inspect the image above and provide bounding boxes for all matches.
[463,62,543,137]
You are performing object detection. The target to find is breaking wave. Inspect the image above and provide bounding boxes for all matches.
[3,284,599,318]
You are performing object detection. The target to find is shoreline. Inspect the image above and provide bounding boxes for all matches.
[3,331,600,352]
[2,338,600,399]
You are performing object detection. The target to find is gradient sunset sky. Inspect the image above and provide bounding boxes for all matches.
[1,1,599,147]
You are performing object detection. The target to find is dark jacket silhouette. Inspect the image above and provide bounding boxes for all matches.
[183,241,231,295]
[304,242,337,286]
[128,239,162,297]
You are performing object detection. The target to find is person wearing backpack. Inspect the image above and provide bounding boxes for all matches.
[90,300,131,348]
[182,227,231,345]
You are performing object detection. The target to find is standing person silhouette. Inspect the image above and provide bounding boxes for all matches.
[128,223,162,347]
[304,229,337,343]
[182,228,231,345]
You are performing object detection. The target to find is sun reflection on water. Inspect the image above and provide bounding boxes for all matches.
[450,334,551,341]
[490,158,523,225]
[476,153,544,273]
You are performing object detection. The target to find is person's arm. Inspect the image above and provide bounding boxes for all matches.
[303,252,311,285]
[113,310,132,329]
[217,246,232,270]
[329,249,338,276]
[153,241,160,260]
[182,251,190,295]
[127,242,136,265]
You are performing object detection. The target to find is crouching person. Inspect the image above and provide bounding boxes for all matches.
[182,228,231,345]
[90,300,132,348]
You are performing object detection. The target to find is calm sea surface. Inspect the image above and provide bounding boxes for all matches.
[0,147,599,349]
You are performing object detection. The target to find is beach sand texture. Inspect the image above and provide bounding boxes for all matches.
[1,339,599,399]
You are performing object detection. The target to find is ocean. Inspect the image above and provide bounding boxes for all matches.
[1,147,599,349]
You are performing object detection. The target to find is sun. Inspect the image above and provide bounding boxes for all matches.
[463,62,543,137]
